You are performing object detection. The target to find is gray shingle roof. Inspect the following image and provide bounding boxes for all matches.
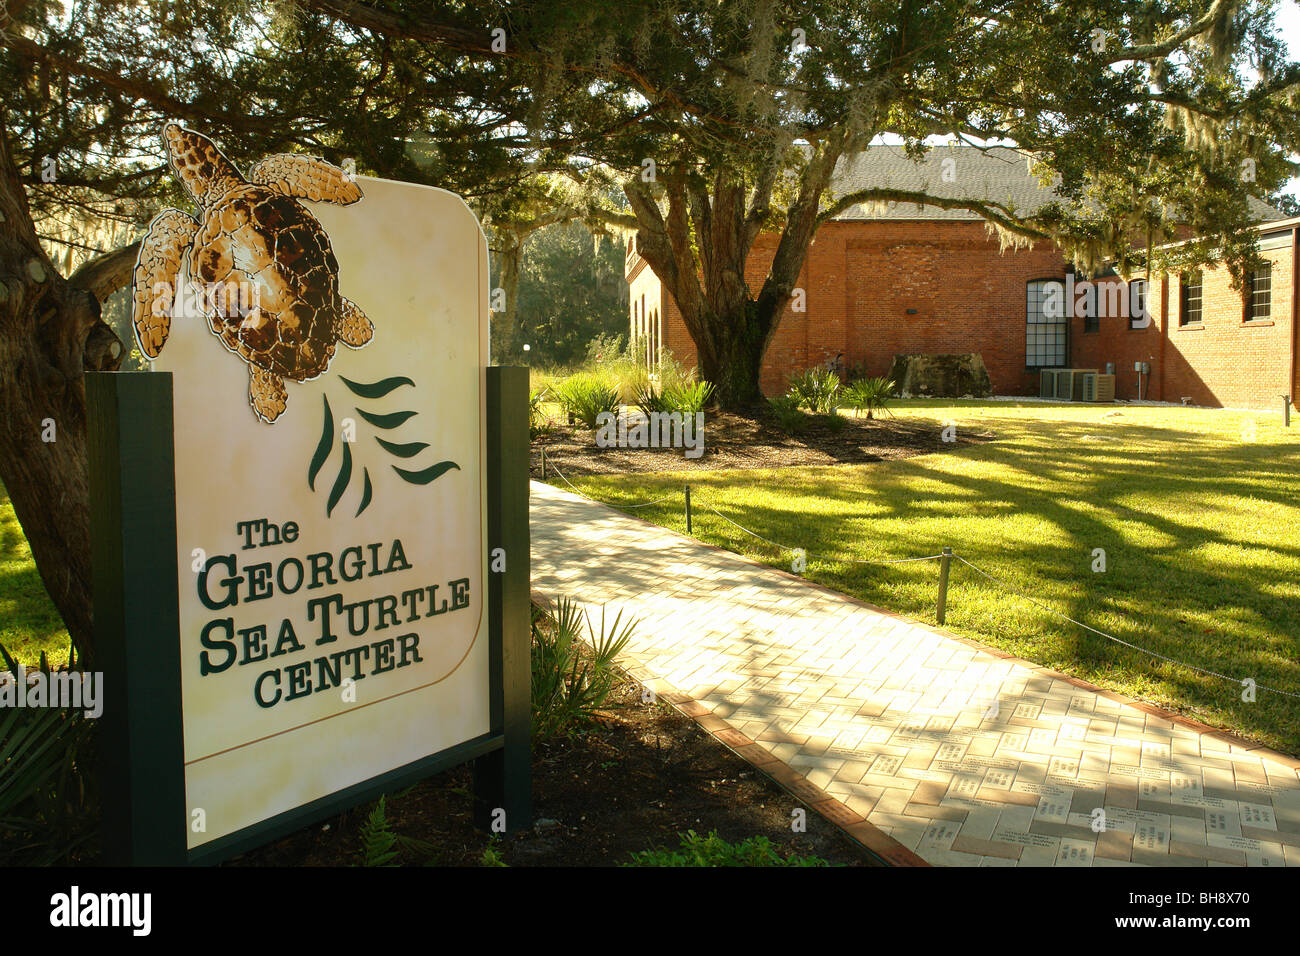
[828,144,1285,223]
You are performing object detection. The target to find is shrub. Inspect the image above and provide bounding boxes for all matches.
[655,353,697,394]
[841,376,896,420]
[0,642,98,866]
[819,412,847,434]
[786,367,841,413]
[555,373,620,428]
[663,380,715,415]
[768,394,808,434]
[531,598,637,740]
[624,830,832,867]
[529,385,555,439]
[479,839,509,867]
[612,363,652,405]
[584,332,627,365]
[636,383,670,417]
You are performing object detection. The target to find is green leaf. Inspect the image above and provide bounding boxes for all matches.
[375,438,431,458]
[356,468,373,517]
[308,395,334,491]
[327,439,353,517]
[356,408,418,429]
[340,376,415,399]
[393,461,459,485]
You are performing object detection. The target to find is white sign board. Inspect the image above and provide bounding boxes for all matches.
[134,127,490,849]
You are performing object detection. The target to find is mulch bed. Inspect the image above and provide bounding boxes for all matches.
[533,408,994,477]
[227,673,881,867]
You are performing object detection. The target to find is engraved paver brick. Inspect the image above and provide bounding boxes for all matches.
[530,481,1300,868]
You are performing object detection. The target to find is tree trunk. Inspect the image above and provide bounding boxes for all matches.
[625,144,843,412]
[0,118,127,665]
[693,300,770,408]
[489,230,524,364]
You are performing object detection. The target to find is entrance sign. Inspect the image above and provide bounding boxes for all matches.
[88,127,530,864]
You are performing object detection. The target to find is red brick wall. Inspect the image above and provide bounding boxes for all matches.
[629,223,1298,408]
[1072,232,1296,409]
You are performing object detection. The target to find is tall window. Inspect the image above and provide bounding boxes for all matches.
[1026,279,1067,368]
[1245,263,1272,321]
[1179,271,1202,326]
[1082,290,1098,334]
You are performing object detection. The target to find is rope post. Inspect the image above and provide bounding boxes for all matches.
[1284,395,1292,428]
[936,547,953,625]
[685,483,692,535]
[540,446,546,479]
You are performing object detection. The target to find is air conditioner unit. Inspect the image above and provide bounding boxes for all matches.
[1081,373,1116,402]
[1039,369,1057,399]
[1058,368,1099,402]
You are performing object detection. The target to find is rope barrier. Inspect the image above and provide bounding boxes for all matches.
[952,556,1300,699]
[546,463,679,510]
[693,496,946,566]
[541,467,1299,699]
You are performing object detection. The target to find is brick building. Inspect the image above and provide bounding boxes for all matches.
[626,145,1297,409]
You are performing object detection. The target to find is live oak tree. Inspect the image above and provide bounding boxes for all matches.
[0,0,576,657]
[305,0,1300,408]
[3,0,1299,654]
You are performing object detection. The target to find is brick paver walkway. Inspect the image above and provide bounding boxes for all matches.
[530,480,1300,867]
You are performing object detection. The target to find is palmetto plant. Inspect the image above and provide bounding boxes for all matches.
[636,382,670,417]
[842,376,896,419]
[531,597,636,740]
[639,379,716,416]
[664,380,715,414]
[0,642,97,866]
[556,373,620,428]
[786,368,841,413]
[768,394,807,434]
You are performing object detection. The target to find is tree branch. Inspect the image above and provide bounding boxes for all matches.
[67,240,140,303]
[1103,0,1232,63]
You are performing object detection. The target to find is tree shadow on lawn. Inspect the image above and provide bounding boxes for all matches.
[728,438,1300,750]
[547,426,1300,754]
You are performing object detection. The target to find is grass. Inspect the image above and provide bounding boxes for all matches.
[5,400,1299,753]
[0,481,73,668]
[558,399,1300,756]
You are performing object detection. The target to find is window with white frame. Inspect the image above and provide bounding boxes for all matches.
[1245,263,1272,321]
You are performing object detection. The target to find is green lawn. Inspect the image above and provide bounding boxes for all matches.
[557,400,1300,756]
[0,482,73,669]
[5,400,1299,753]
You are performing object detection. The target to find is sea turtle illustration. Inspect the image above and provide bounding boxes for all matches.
[132,123,373,423]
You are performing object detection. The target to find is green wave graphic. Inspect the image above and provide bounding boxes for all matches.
[308,395,334,491]
[375,437,431,458]
[356,467,373,517]
[393,461,460,485]
[356,407,418,429]
[340,375,416,399]
[327,439,353,517]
